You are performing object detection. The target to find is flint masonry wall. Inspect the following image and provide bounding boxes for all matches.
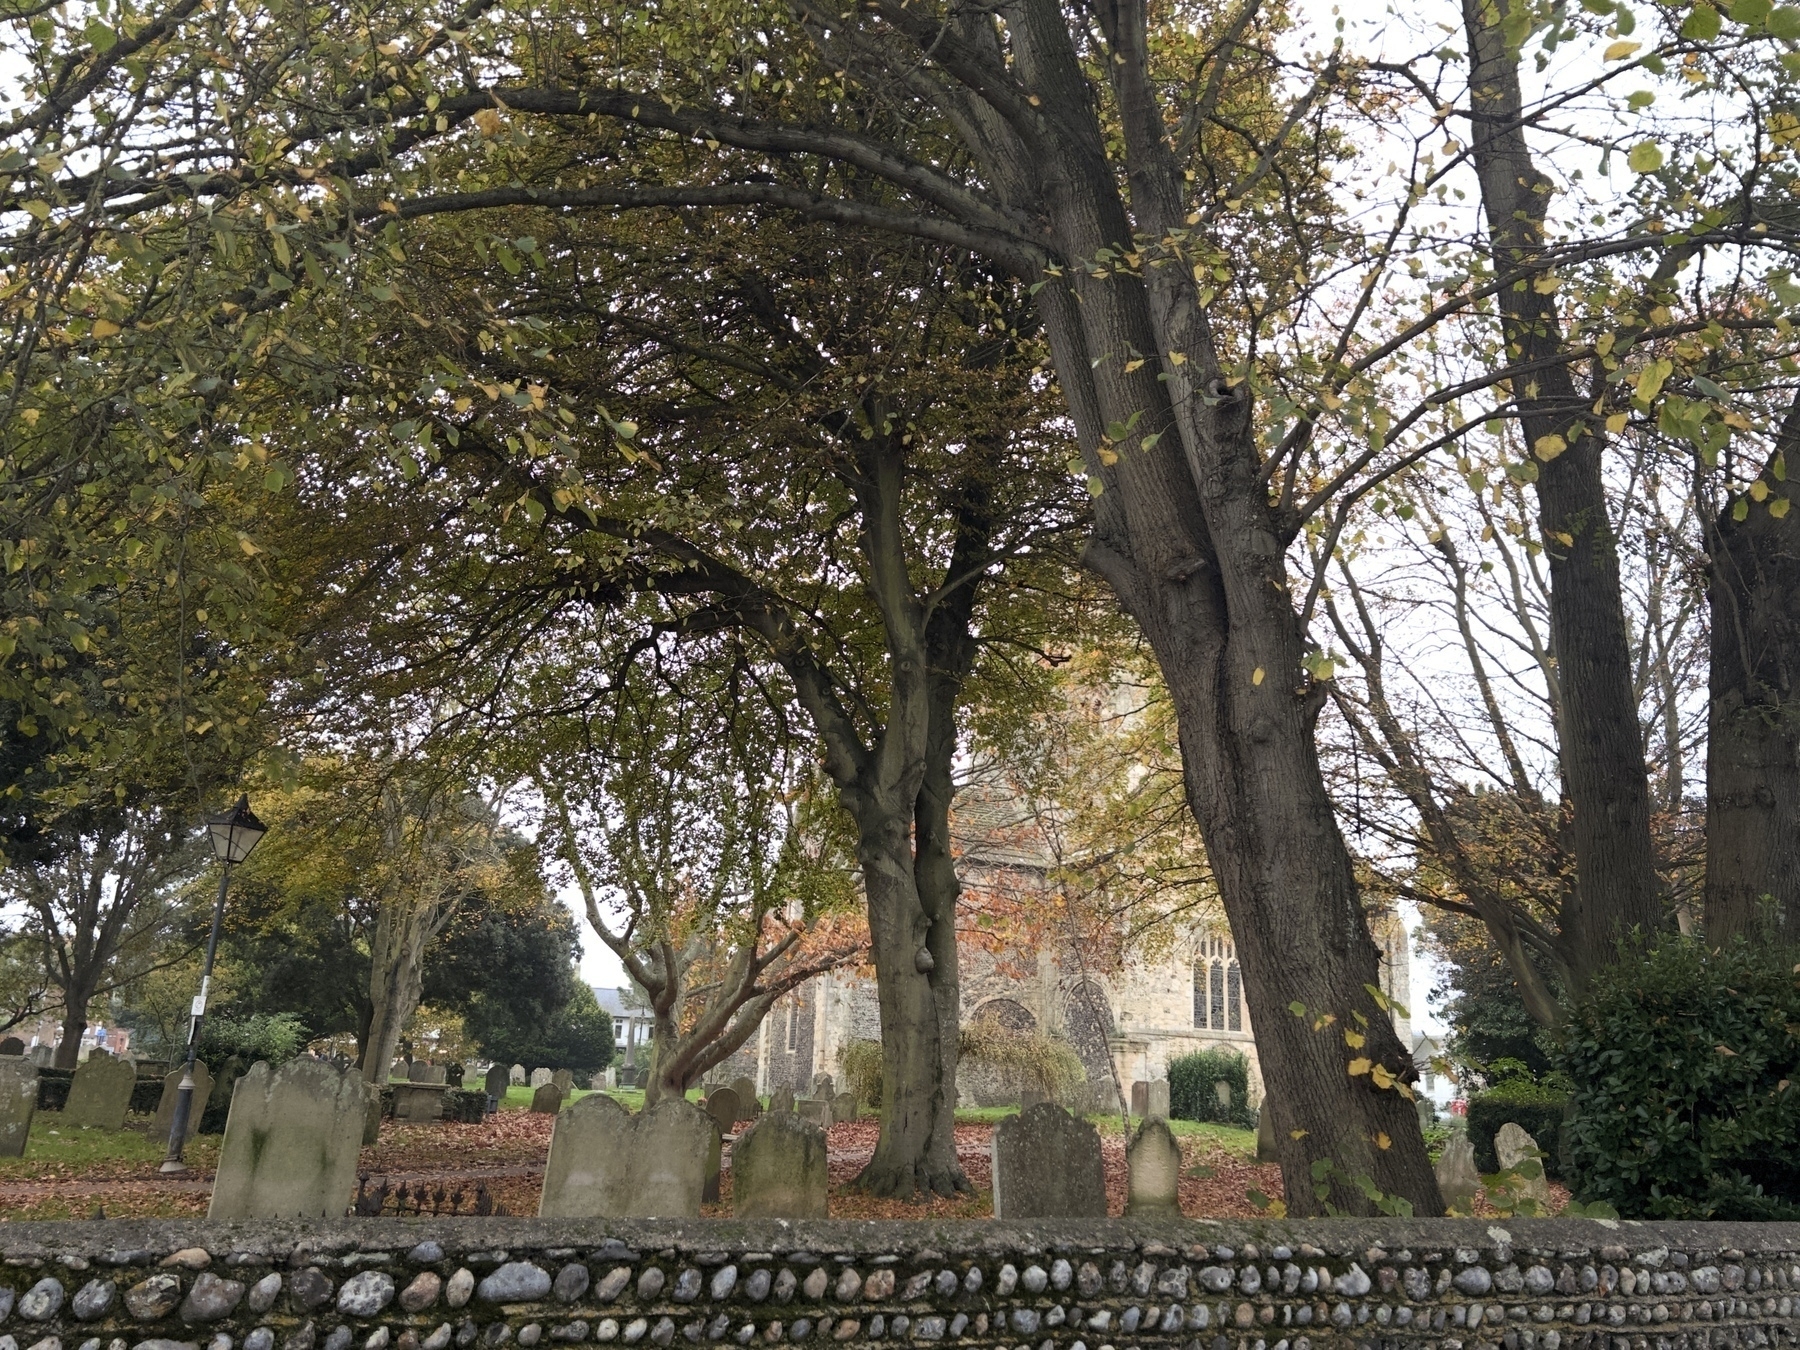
[0,1219,1794,1350]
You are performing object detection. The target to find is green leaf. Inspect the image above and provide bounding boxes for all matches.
[83,19,116,50]
[1770,4,1800,33]
[1681,3,1720,39]
[1627,141,1664,173]
[262,463,295,492]
[1729,0,1772,21]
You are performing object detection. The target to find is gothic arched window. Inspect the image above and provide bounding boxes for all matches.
[1192,934,1243,1032]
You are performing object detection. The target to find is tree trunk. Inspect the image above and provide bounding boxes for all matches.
[54,997,89,1070]
[1461,0,1664,987]
[362,907,431,1085]
[1704,394,1800,940]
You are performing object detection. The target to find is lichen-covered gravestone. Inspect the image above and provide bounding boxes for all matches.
[811,1073,834,1099]
[1435,1132,1481,1212]
[729,1076,759,1118]
[552,1069,574,1094]
[208,1059,373,1219]
[990,1101,1107,1219]
[768,1085,794,1115]
[0,1055,37,1157]
[1124,1116,1182,1216]
[150,1061,215,1145]
[530,1067,553,1089]
[830,1091,859,1124]
[1130,1079,1170,1121]
[796,1097,827,1125]
[1495,1121,1551,1206]
[705,1087,740,1135]
[484,1064,508,1109]
[62,1049,135,1130]
[530,1082,564,1114]
[538,1094,714,1217]
[732,1110,827,1218]
[510,1063,526,1085]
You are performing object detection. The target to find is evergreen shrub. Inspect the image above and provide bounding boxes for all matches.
[838,1039,884,1108]
[1560,935,1800,1219]
[1467,1078,1568,1179]
[1168,1047,1257,1129]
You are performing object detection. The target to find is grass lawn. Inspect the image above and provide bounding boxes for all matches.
[951,1104,1257,1153]
[0,1112,224,1179]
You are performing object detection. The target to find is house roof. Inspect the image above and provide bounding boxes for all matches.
[592,986,648,1019]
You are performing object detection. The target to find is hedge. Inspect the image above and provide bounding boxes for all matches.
[1467,1081,1568,1180]
[1559,934,1800,1220]
[1168,1047,1257,1129]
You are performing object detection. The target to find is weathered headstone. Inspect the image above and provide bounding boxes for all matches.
[552,1068,574,1095]
[531,1082,564,1114]
[484,1064,509,1109]
[362,1088,384,1146]
[1495,1121,1551,1206]
[991,1102,1107,1219]
[1255,1099,1279,1162]
[538,1094,714,1217]
[29,1043,54,1067]
[1130,1079,1170,1121]
[704,1086,740,1135]
[796,1097,828,1125]
[0,1036,24,1057]
[732,1111,828,1218]
[0,1055,37,1157]
[769,1085,795,1115]
[408,1060,433,1082]
[510,1063,526,1085]
[530,1067,553,1089]
[703,1119,722,1205]
[392,1082,447,1122]
[1124,1116,1182,1216]
[830,1091,859,1124]
[811,1073,834,1100]
[729,1076,759,1117]
[1435,1132,1481,1212]
[1213,1079,1233,1110]
[62,1049,134,1130]
[150,1061,215,1145]
[209,1060,372,1219]
[1019,1085,1047,1111]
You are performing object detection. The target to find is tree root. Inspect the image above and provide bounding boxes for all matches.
[847,1158,971,1200]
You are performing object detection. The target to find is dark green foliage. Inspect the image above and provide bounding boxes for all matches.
[34,1069,70,1111]
[429,899,589,1069]
[1168,1047,1258,1129]
[469,981,615,1075]
[1560,935,1800,1219]
[129,1074,164,1114]
[444,1088,488,1123]
[1426,914,1558,1079]
[1467,1080,1568,1179]
[196,1012,307,1067]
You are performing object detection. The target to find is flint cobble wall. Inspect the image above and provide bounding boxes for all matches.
[0,1219,1793,1350]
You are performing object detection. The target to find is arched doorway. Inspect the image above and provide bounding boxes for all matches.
[971,998,1037,1033]
[1063,981,1117,1110]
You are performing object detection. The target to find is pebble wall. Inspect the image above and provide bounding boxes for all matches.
[0,1219,1793,1350]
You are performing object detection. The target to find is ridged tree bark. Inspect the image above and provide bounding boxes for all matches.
[1703,391,1800,940]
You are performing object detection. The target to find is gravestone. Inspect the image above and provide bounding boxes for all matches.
[1130,1079,1170,1121]
[729,1076,759,1117]
[732,1111,828,1218]
[0,1036,23,1057]
[538,1094,714,1217]
[992,1102,1107,1219]
[484,1064,509,1109]
[150,1061,215,1145]
[769,1085,795,1115]
[830,1091,859,1124]
[0,1055,37,1157]
[510,1063,526,1085]
[1214,1079,1233,1110]
[811,1073,834,1100]
[1124,1116,1182,1216]
[530,1067,553,1089]
[209,1060,372,1219]
[29,1044,54,1067]
[1435,1132,1481,1212]
[408,1060,433,1082]
[392,1082,447,1122]
[362,1089,384,1145]
[1255,1099,1279,1162]
[703,1119,722,1204]
[531,1082,564,1114]
[704,1086,740,1135]
[62,1049,134,1129]
[552,1069,574,1094]
[796,1097,828,1125]
[1495,1121,1551,1206]
[1019,1085,1047,1111]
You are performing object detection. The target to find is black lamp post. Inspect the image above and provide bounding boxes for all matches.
[160,793,267,1173]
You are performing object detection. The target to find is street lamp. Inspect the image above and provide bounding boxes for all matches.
[161,794,267,1173]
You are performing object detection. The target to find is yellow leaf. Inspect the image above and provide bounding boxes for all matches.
[1344,1029,1366,1049]
[1603,39,1642,59]
[1635,357,1672,403]
[1595,332,1616,356]
[1124,358,1144,373]
[1750,480,1770,503]
[1374,1131,1392,1150]
[1554,531,1575,547]
[90,319,121,338]
[1096,445,1119,466]
[237,533,263,556]
[1321,391,1344,410]
[1771,498,1791,519]
[1347,1057,1372,1077]
[1606,412,1629,433]
[1532,273,1560,294]
[1534,434,1567,461]
[1167,351,1187,365]
[1288,1129,1309,1140]
[1716,1043,1738,1056]
[473,107,503,136]
[1252,667,1265,686]
[1371,1063,1396,1089]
